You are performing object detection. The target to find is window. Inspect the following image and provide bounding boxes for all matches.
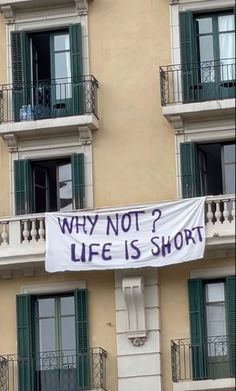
[179,9,235,102]
[188,276,235,380]
[14,153,84,214]
[16,290,89,391]
[11,24,84,121]
[180,141,235,197]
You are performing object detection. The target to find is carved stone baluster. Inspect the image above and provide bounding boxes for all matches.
[1,222,9,246]
[206,201,213,224]
[231,199,235,222]
[223,200,230,223]
[22,220,30,243]
[38,218,45,242]
[30,219,37,242]
[214,200,222,224]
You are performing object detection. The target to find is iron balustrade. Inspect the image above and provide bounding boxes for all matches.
[171,336,233,382]
[0,348,107,391]
[160,59,236,105]
[0,75,99,123]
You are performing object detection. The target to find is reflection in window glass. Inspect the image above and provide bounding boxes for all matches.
[223,144,235,194]
[55,34,70,51]
[196,17,213,34]
[61,317,76,351]
[205,283,227,357]
[58,163,72,211]
[38,298,55,317]
[39,318,56,353]
[61,296,75,316]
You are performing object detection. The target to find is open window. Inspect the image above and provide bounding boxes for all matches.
[16,290,90,391]
[180,9,235,102]
[11,25,83,121]
[14,154,84,214]
[180,141,235,197]
[188,276,235,380]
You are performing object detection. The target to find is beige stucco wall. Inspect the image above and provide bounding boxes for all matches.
[89,0,175,208]
[0,13,9,217]
[0,271,117,391]
[159,256,235,391]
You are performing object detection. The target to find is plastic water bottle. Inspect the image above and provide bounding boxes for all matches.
[27,104,33,120]
[20,105,27,121]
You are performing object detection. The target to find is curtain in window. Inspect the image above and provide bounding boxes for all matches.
[219,15,235,80]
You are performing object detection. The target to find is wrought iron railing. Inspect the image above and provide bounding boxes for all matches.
[160,59,236,105]
[0,348,107,391]
[0,75,99,123]
[171,336,233,382]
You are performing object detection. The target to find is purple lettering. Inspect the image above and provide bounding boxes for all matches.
[192,226,204,242]
[174,232,183,250]
[102,243,112,261]
[161,235,171,256]
[184,229,196,245]
[58,217,74,234]
[130,239,141,259]
[151,236,161,256]
[106,214,119,235]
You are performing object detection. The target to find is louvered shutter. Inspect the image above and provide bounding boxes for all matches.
[188,279,207,379]
[16,294,35,391]
[75,289,90,389]
[14,160,33,215]
[226,276,235,377]
[180,143,201,198]
[11,31,31,121]
[179,12,198,102]
[69,24,84,115]
[71,153,85,210]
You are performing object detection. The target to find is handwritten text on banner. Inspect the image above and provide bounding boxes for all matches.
[45,197,206,272]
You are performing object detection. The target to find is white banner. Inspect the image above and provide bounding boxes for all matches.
[45,197,206,272]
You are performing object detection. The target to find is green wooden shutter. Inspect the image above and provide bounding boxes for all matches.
[14,160,33,215]
[188,279,207,380]
[75,289,90,389]
[16,294,35,391]
[71,153,85,210]
[179,12,199,102]
[226,276,235,377]
[11,31,31,121]
[180,142,201,198]
[69,24,84,115]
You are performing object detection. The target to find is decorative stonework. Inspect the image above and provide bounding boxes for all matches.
[75,0,93,13]
[1,5,14,22]
[129,336,147,347]
[78,126,93,144]
[3,133,18,151]
[122,276,147,346]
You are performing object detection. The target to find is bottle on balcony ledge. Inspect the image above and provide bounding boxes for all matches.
[20,105,27,121]
[27,104,34,120]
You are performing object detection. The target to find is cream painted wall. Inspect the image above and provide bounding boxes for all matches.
[0,14,9,217]
[159,256,235,391]
[0,271,118,391]
[89,0,175,208]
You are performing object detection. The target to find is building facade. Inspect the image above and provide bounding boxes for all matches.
[0,1,235,391]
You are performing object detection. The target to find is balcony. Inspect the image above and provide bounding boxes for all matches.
[171,337,235,391]
[0,76,99,142]
[0,347,107,391]
[0,195,235,276]
[160,60,235,122]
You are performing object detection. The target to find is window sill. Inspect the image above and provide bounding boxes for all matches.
[162,98,235,124]
[173,378,235,391]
